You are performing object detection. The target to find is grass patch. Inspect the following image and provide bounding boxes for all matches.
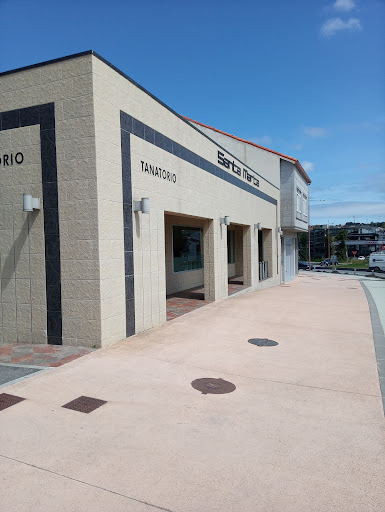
[339,260,369,268]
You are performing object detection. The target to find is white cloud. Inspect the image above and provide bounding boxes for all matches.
[321,17,362,37]
[302,161,315,173]
[304,126,328,138]
[310,201,385,221]
[310,172,385,205]
[250,135,272,147]
[333,0,355,12]
[309,173,385,224]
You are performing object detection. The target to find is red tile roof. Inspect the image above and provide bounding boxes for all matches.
[182,116,311,184]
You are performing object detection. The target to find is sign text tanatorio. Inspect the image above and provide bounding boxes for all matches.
[0,152,24,166]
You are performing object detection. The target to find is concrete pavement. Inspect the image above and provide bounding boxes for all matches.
[0,273,384,512]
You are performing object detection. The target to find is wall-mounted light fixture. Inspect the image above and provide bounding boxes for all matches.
[277,227,282,234]
[220,216,230,226]
[23,194,41,212]
[254,223,262,231]
[134,197,150,214]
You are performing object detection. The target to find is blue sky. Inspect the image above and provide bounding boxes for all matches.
[1,0,384,226]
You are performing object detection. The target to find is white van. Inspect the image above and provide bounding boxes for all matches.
[369,252,385,272]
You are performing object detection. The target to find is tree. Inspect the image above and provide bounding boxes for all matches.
[335,229,348,261]
[298,232,308,260]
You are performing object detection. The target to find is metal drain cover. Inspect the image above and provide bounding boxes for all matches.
[191,378,236,395]
[248,338,278,347]
[0,393,25,411]
[62,396,107,413]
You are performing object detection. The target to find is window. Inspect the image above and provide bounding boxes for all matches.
[296,189,302,213]
[173,226,203,273]
[303,194,308,217]
[227,230,235,264]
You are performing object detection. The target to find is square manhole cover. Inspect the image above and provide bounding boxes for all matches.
[0,393,25,411]
[62,396,107,413]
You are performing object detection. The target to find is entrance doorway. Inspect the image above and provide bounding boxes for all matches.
[227,225,250,295]
[165,213,210,320]
[284,237,295,282]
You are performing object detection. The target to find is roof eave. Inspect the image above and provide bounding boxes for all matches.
[184,116,311,184]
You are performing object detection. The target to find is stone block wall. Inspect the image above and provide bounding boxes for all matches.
[0,54,101,347]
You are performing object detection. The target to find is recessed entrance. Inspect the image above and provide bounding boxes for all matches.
[165,213,212,321]
[166,285,210,321]
[227,225,251,294]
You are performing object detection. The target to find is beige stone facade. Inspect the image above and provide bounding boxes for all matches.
[0,51,308,348]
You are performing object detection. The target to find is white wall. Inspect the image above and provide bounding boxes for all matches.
[91,54,281,339]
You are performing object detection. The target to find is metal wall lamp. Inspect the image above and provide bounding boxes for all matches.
[134,197,150,214]
[23,194,41,212]
[220,216,231,226]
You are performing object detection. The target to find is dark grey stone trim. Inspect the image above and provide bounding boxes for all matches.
[360,281,385,415]
[120,112,135,337]
[1,50,278,190]
[0,104,62,345]
[121,112,277,206]
[120,108,277,337]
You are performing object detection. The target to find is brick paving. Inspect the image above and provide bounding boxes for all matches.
[166,276,249,320]
[0,344,95,367]
[228,275,249,295]
[166,285,210,321]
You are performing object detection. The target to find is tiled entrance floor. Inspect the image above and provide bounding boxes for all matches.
[166,286,210,321]
[228,275,249,295]
[166,276,249,321]
[0,344,95,367]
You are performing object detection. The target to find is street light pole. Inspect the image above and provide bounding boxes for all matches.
[308,224,311,271]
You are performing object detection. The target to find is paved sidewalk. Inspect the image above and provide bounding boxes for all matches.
[0,274,384,512]
[166,276,247,321]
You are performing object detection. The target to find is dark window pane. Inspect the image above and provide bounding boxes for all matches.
[227,230,235,264]
[172,226,203,273]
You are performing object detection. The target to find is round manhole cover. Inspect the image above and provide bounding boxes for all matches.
[248,338,278,347]
[191,378,236,395]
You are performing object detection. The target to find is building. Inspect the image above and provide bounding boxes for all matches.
[345,226,385,257]
[310,224,385,260]
[184,119,311,282]
[0,51,310,348]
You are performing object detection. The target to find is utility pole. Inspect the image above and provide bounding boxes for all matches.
[308,199,327,269]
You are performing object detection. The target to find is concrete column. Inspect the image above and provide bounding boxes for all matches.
[218,223,229,299]
[243,225,252,287]
[252,227,259,287]
[204,219,228,301]
[203,220,216,301]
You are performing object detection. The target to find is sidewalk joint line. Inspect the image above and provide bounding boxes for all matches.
[128,352,380,398]
[0,453,178,512]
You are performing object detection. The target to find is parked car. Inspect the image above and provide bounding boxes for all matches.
[319,258,338,267]
[299,261,314,270]
[357,256,365,261]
